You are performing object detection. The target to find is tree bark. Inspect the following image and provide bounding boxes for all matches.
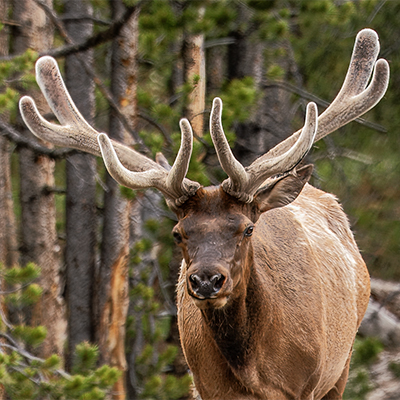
[63,0,97,370]
[0,0,17,270]
[0,2,17,398]
[206,43,226,96]
[95,1,139,398]
[183,26,206,137]
[12,0,66,359]
[0,138,17,268]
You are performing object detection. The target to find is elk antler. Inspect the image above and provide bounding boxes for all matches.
[97,119,197,205]
[210,99,318,203]
[268,28,389,158]
[209,28,389,203]
[19,29,389,207]
[19,56,200,206]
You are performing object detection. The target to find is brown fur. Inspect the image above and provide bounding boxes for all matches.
[174,182,370,400]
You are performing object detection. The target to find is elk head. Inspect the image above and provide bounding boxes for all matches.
[169,164,313,310]
[19,29,389,312]
[96,95,317,309]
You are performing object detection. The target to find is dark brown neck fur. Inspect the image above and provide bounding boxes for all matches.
[201,261,264,371]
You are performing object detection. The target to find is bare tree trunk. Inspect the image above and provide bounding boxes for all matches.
[12,0,66,359]
[0,3,17,399]
[63,0,97,370]
[95,1,139,398]
[0,0,17,270]
[183,19,206,137]
[0,138,17,268]
[0,137,15,400]
[206,43,226,96]
[231,36,291,166]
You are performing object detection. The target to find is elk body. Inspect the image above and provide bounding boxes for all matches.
[19,29,389,399]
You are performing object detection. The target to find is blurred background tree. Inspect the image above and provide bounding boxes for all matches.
[0,0,399,399]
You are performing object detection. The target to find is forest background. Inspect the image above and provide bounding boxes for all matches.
[0,0,399,399]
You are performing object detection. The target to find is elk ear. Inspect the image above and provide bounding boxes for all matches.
[254,164,313,213]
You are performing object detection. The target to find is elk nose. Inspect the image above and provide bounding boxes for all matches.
[189,273,226,298]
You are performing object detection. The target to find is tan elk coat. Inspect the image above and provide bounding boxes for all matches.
[177,184,370,399]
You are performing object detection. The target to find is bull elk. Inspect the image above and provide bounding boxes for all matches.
[19,29,389,399]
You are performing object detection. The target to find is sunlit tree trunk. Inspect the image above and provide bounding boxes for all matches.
[183,9,206,137]
[12,0,66,359]
[95,1,139,398]
[63,0,97,370]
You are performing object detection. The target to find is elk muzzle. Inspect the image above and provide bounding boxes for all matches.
[186,264,231,309]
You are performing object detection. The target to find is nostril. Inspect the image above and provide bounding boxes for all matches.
[210,274,225,291]
[189,273,226,298]
[189,274,201,290]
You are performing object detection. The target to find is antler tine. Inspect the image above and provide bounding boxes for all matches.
[243,102,317,189]
[20,56,103,155]
[20,94,163,173]
[209,97,249,194]
[98,133,167,191]
[35,56,96,130]
[166,119,198,199]
[210,98,317,203]
[98,122,200,205]
[20,55,200,205]
[20,95,98,156]
[316,28,389,140]
[267,28,390,159]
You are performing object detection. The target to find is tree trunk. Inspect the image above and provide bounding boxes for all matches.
[63,0,97,370]
[0,0,17,270]
[0,138,17,268]
[228,4,292,167]
[183,25,206,137]
[206,42,226,97]
[12,0,66,359]
[95,2,139,398]
[0,3,17,398]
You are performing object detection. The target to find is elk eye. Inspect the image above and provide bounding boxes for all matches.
[244,225,254,237]
[173,231,183,244]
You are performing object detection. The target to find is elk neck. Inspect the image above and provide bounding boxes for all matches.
[200,261,268,371]
[176,186,272,371]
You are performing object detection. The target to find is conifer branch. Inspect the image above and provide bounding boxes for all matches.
[0,333,72,380]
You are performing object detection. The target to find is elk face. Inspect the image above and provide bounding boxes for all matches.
[172,187,256,310]
[172,164,314,310]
